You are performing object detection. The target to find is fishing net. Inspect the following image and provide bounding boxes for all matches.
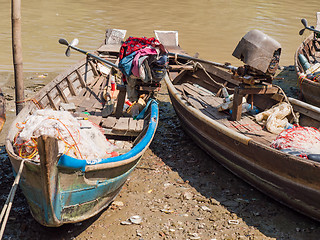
[270,126,320,155]
[13,109,117,161]
[255,102,292,134]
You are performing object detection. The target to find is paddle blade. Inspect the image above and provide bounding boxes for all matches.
[65,47,71,57]
[70,38,79,47]
[299,28,305,35]
[301,18,308,28]
[59,38,69,46]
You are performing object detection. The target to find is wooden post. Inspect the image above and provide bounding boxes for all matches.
[115,85,127,118]
[37,136,60,226]
[11,0,24,114]
[231,87,243,121]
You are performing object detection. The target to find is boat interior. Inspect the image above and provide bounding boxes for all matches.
[158,30,320,149]
[9,31,159,160]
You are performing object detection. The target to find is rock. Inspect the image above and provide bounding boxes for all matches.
[130,215,142,225]
[228,220,239,225]
[194,195,208,203]
[209,198,220,205]
[182,191,193,200]
[136,230,142,237]
[112,201,124,207]
[160,208,174,214]
[198,223,205,229]
[200,206,211,212]
[120,220,132,225]
[189,232,201,239]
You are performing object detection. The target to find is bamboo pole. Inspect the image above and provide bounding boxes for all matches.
[11,0,24,114]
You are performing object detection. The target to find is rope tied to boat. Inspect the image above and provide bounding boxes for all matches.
[273,84,300,126]
[15,98,44,109]
[172,55,234,92]
[0,159,25,239]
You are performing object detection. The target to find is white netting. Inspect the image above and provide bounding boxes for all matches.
[270,126,320,154]
[255,102,292,134]
[14,109,117,160]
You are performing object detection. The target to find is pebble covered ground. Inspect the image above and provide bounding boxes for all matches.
[0,68,320,240]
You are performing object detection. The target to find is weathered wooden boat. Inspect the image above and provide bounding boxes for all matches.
[5,29,160,226]
[294,12,320,107]
[158,30,320,221]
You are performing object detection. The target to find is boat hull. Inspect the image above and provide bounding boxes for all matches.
[299,76,320,107]
[165,76,320,222]
[5,30,159,226]
[7,150,138,226]
[294,27,320,107]
[7,99,158,226]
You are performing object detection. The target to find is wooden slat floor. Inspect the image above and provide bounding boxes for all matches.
[62,75,146,138]
[175,83,278,145]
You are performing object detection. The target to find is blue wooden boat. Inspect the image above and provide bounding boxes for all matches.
[5,29,160,226]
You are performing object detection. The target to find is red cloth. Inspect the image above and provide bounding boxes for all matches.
[119,37,161,60]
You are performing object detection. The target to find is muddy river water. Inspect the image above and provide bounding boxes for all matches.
[0,0,319,72]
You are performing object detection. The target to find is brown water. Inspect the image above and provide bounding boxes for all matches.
[0,0,319,73]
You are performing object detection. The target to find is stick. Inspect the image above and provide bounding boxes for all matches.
[0,160,25,239]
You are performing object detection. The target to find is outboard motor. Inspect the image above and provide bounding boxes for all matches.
[232,29,281,83]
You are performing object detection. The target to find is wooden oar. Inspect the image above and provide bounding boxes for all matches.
[58,38,119,69]
[167,52,238,72]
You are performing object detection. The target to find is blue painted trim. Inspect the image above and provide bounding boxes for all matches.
[57,99,159,171]
[60,165,134,207]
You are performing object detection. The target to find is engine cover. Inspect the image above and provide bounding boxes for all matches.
[232,29,281,76]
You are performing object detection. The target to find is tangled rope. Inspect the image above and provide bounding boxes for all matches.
[13,116,82,160]
[12,109,118,161]
[273,85,299,126]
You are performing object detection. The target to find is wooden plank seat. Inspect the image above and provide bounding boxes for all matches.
[101,117,146,137]
[97,29,127,54]
[231,84,279,121]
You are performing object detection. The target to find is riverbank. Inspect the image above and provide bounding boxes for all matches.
[1,68,319,240]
